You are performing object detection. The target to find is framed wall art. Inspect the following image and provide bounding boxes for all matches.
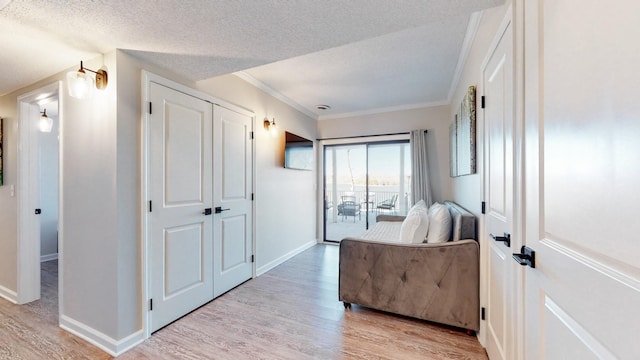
[450,85,477,177]
[449,115,458,177]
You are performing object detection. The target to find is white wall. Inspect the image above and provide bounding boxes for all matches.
[0,54,126,343]
[449,5,509,215]
[113,50,199,340]
[197,74,318,274]
[0,86,20,296]
[112,50,139,340]
[39,105,59,260]
[59,53,120,339]
[317,106,451,202]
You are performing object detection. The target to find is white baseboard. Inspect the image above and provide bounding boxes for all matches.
[60,315,145,356]
[256,240,316,276]
[0,284,18,304]
[41,253,58,262]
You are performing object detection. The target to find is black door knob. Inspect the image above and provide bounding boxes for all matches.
[513,246,536,268]
[490,232,511,247]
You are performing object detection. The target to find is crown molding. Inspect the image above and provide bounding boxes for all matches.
[235,70,448,121]
[233,71,318,119]
[447,10,484,103]
[317,100,449,121]
[236,14,485,124]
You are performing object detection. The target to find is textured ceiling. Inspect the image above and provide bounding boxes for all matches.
[242,15,472,119]
[0,0,503,117]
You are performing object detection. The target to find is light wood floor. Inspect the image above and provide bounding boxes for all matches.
[0,245,487,359]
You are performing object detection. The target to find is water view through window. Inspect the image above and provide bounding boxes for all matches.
[324,141,410,242]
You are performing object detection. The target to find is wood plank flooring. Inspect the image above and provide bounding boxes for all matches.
[0,260,110,359]
[0,245,487,359]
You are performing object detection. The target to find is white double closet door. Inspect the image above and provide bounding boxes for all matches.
[148,82,253,332]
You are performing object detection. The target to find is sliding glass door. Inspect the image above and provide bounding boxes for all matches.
[323,141,410,242]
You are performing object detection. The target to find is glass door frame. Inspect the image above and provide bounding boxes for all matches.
[319,134,410,243]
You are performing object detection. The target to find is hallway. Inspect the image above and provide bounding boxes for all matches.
[0,246,487,359]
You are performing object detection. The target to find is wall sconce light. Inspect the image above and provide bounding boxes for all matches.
[263,117,277,137]
[66,61,108,99]
[39,109,53,133]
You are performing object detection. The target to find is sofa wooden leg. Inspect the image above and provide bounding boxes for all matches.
[343,302,351,309]
[466,329,475,336]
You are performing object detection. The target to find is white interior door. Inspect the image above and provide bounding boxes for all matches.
[483,20,515,360]
[17,101,43,304]
[522,1,640,358]
[212,105,253,298]
[149,82,213,332]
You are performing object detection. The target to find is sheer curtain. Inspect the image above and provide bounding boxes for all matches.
[410,129,433,206]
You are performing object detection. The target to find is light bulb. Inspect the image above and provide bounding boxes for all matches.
[39,109,53,133]
[269,118,277,137]
[67,69,94,99]
[39,115,53,132]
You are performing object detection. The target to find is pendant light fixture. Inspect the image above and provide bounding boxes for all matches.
[66,61,108,99]
[39,109,53,133]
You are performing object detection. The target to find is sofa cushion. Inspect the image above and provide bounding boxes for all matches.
[426,202,452,243]
[360,221,403,243]
[444,201,477,241]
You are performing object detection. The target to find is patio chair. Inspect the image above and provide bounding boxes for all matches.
[376,194,398,214]
[361,192,376,210]
[337,195,361,222]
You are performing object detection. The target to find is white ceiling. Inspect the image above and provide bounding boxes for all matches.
[0,0,503,118]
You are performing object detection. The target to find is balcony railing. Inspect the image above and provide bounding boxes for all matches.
[324,190,411,241]
[324,190,409,217]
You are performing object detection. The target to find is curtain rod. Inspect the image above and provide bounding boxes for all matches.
[317,130,427,141]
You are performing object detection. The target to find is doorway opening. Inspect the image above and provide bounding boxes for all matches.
[38,100,59,264]
[323,140,410,242]
[16,81,61,312]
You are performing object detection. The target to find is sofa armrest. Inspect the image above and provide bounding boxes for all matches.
[339,238,480,331]
[376,215,406,222]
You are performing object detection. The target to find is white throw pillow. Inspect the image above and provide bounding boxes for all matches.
[426,202,452,243]
[407,200,428,216]
[400,205,430,243]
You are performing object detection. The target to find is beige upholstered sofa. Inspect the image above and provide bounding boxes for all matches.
[339,201,479,331]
